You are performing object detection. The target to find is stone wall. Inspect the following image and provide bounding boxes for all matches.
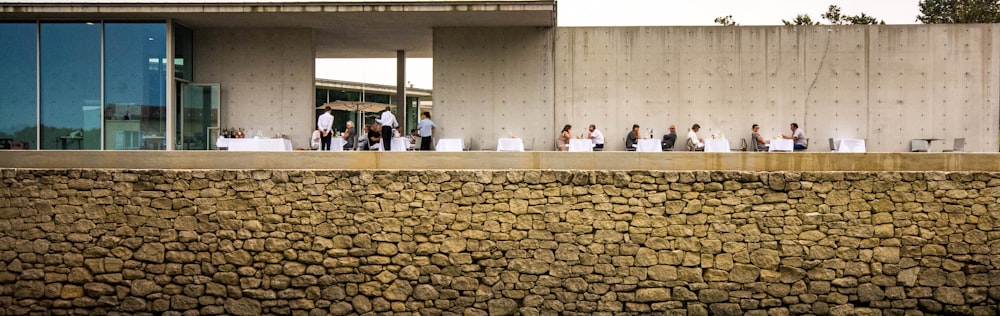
[1,169,999,315]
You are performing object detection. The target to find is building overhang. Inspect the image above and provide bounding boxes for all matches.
[0,0,557,58]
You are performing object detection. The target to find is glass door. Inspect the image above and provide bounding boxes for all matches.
[177,83,219,150]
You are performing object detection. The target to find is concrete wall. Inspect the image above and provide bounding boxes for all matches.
[553,25,1000,152]
[3,169,1000,315]
[195,28,316,149]
[433,27,555,150]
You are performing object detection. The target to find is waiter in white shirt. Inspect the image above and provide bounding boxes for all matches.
[375,106,398,151]
[316,106,334,151]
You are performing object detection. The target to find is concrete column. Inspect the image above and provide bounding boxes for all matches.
[397,50,407,134]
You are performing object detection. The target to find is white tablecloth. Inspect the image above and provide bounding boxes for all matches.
[769,139,794,152]
[390,137,409,151]
[217,138,293,151]
[568,139,593,152]
[436,138,464,152]
[636,139,662,152]
[836,139,866,153]
[705,139,731,152]
[497,138,525,151]
[326,138,345,151]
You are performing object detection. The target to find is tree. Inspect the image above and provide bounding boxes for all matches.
[714,15,738,26]
[846,13,886,25]
[785,5,885,25]
[917,0,1000,23]
[783,14,820,25]
[820,5,847,24]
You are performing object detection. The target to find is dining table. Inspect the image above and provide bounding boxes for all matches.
[769,139,794,152]
[216,137,293,151]
[636,139,662,152]
[568,139,593,152]
[327,138,346,151]
[497,138,525,151]
[390,137,410,151]
[836,139,866,153]
[436,138,464,152]
[704,138,731,152]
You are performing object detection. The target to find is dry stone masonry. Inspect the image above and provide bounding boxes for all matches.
[1,169,999,315]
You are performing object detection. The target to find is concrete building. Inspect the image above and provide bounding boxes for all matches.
[1,1,997,152]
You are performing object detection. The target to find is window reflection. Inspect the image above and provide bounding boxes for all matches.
[0,22,37,150]
[104,22,167,150]
[40,21,102,150]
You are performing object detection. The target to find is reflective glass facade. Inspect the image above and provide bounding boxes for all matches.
[0,22,37,149]
[0,20,167,150]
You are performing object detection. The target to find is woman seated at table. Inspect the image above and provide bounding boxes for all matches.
[751,123,769,151]
[557,124,571,151]
[342,121,357,150]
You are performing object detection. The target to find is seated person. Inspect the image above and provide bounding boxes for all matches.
[625,124,640,151]
[366,123,382,150]
[310,129,321,150]
[661,124,677,151]
[751,124,769,151]
[782,122,808,150]
[407,129,419,147]
[686,124,704,151]
[342,121,357,150]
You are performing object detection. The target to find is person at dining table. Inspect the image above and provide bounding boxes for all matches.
[417,111,436,151]
[366,123,382,150]
[686,124,704,151]
[375,106,398,151]
[751,123,769,151]
[342,121,357,150]
[587,124,605,150]
[661,124,677,151]
[626,124,641,151]
[557,124,572,151]
[316,106,334,151]
[782,122,808,150]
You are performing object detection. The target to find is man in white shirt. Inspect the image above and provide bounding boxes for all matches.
[375,106,398,151]
[782,122,808,150]
[588,124,605,150]
[687,123,704,151]
[316,107,334,151]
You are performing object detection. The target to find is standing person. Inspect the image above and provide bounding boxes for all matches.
[751,123,769,151]
[782,122,808,150]
[587,124,605,150]
[687,124,704,151]
[661,124,677,151]
[557,124,572,151]
[342,121,357,150]
[316,106,334,151]
[417,112,436,150]
[375,106,398,151]
[626,124,641,151]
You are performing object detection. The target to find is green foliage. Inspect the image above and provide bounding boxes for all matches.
[846,13,886,25]
[783,14,820,25]
[714,15,738,26]
[918,0,1000,23]
[784,5,885,25]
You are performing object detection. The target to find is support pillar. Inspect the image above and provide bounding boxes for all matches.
[396,50,407,135]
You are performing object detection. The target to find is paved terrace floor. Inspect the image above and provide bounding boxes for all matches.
[0,151,997,171]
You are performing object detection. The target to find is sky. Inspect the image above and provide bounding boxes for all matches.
[319,0,923,89]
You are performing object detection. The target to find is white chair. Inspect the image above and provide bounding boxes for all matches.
[910,139,928,152]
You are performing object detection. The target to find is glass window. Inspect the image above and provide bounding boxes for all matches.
[173,23,193,81]
[40,21,102,150]
[0,22,38,150]
[104,22,167,150]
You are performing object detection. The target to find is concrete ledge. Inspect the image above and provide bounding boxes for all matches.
[1,151,998,171]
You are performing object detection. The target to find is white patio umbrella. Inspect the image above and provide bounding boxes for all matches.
[317,100,392,150]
